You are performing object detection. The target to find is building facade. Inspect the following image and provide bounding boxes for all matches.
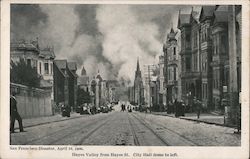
[53,60,78,111]
[174,5,241,113]
[163,28,180,104]
[10,38,55,99]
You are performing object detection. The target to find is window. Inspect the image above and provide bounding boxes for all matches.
[39,62,42,74]
[213,35,217,55]
[221,35,227,55]
[27,59,31,66]
[186,34,190,48]
[50,63,53,74]
[173,67,176,80]
[185,57,191,71]
[173,47,176,55]
[44,63,49,74]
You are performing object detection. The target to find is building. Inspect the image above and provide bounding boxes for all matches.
[134,58,144,105]
[158,55,166,110]
[10,38,55,99]
[199,6,216,110]
[174,5,241,115]
[163,28,180,104]
[177,9,202,108]
[128,86,135,104]
[67,62,78,111]
[106,80,120,104]
[210,5,241,113]
[90,72,102,108]
[78,66,90,92]
[53,60,78,111]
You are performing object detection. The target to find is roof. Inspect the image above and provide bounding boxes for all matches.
[39,48,55,59]
[199,6,216,21]
[10,40,39,52]
[216,5,228,12]
[68,62,77,71]
[167,28,177,41]
[96,74,103,81]
[178,14,191,28]
[54,60,67,69]
[81,66,86,75]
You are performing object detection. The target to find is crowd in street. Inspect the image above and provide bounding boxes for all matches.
[165,97,203,118]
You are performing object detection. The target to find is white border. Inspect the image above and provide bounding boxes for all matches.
[1,0,249,159]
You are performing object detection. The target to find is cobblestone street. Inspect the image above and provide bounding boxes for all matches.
[11,110,241,146]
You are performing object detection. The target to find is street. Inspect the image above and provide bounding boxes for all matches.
[11,109,240,146]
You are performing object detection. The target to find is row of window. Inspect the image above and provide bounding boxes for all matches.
[167,67,177,81]
[27,59,53,75]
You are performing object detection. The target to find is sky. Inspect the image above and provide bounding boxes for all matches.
[11,4,200,82]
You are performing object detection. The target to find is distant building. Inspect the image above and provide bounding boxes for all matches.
[78,66,90,92]
[134,58,144,105]
[106,80,120,103]
[158,55,166,109]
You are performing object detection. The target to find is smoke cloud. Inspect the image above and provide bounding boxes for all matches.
[11,4,199,82]
[96,5,162,81]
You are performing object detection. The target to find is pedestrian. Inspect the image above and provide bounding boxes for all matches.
[10,92,24,133]
[174,99,179,117]
[195,98,201,119]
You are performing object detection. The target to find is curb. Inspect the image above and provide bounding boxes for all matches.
[151,112,236,129]
[14,114,87,130]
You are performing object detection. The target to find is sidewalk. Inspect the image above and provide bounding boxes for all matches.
[14,112,86,130]
[151,112,236,128]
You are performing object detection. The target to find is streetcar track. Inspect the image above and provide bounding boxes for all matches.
[127,113,140,146]
[24,114,111,145]
[74,114,116,145]
[134,113,200,146]
[130,113,170,146]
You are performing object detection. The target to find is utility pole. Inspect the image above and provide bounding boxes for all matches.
[227,5,239,125]
[148,65,151,113]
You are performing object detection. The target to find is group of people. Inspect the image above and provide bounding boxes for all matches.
[121,104,126,111]
[121,104,132,112]
[166,97,202,119]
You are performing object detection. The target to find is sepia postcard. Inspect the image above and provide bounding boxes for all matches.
[0,0,249,158]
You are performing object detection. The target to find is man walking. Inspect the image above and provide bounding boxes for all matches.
[194,97,201,119]
[10,92,24,133]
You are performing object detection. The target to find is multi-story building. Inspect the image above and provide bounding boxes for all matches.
[177,10,202,107]
[158,55,166,110]
[10,38,55,99]
[174,5,241,114]
[163,28,180,103]
[199,6,216,110]
[210,5,243,112]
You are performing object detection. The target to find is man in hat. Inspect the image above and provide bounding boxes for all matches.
[10,92,24,133]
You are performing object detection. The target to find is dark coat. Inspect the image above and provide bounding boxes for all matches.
[10,96,18,114]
